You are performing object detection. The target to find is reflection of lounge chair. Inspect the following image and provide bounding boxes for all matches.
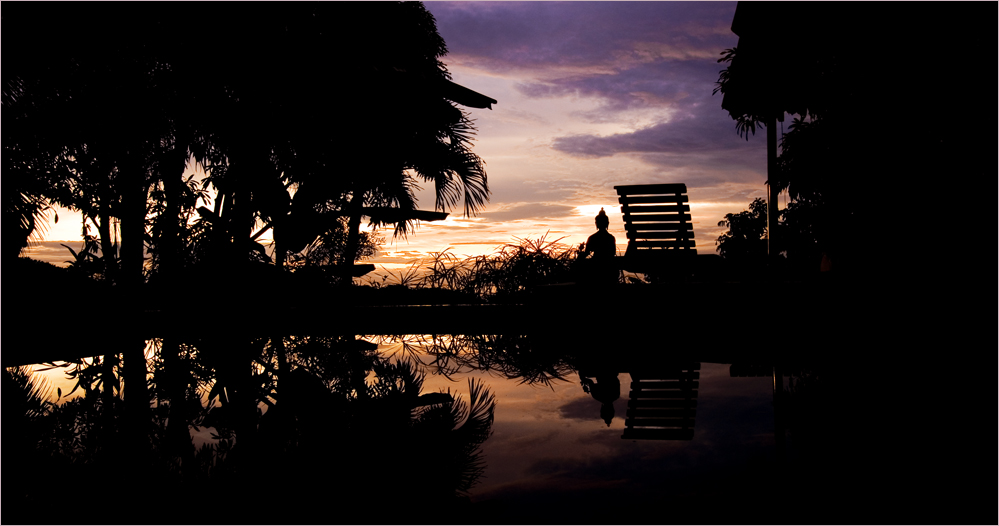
[623,363,699,440]
[615,184,696,275]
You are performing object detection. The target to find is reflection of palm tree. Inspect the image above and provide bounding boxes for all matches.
[413,377,497,497]
[2,367,71,522]
[250,339,497,514]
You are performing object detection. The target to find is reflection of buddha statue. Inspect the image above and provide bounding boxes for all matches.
[581,374,621,426]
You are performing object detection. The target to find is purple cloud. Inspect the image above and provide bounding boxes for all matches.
[518,58,727,115]
[481,203,576,222]
[427,2,758,181]
[552,108,765,180]
[428,2,737,72]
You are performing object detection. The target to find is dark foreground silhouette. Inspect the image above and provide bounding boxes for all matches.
[5,344,495,525]
[5,0,994,522]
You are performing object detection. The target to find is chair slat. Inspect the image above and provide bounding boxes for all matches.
[625,417,694,427]
[629,395,695,402]
[626,408,697,418]
[619,194,689,205]
[630,380,699,390]
[625,222,692,231]
[627,232,691,239]
[623,213,692,223]
[627,399,698,408]
[633,372,700,381]
[627,235,694,246]
[620,204,690,214]
[622,428,695,440]
[629,240,696,249]
[631,368,700,379]
[615,183,687,194]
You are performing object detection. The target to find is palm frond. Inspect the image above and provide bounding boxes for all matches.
[409,111,490,218]
[4,366,54,420]
[447,378,496,492]
[366,173,420,238]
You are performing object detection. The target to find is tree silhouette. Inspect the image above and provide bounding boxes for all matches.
[716,197,768,263]
[716,196,825,279]
[716,3,992,278]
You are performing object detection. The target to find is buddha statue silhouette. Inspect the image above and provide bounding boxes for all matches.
[578,208,617,284]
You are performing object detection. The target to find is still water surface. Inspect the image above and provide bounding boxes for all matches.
[25,337,790,523]
[380,341,779,518]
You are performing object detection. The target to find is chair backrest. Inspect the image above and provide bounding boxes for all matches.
[614,184,695,258]
[622,364,700,441]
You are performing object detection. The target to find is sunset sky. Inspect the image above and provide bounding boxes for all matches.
[27,2,771,271]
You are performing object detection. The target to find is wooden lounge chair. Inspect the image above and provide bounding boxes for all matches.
[622,363,700,440]
[614,183,696,275]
